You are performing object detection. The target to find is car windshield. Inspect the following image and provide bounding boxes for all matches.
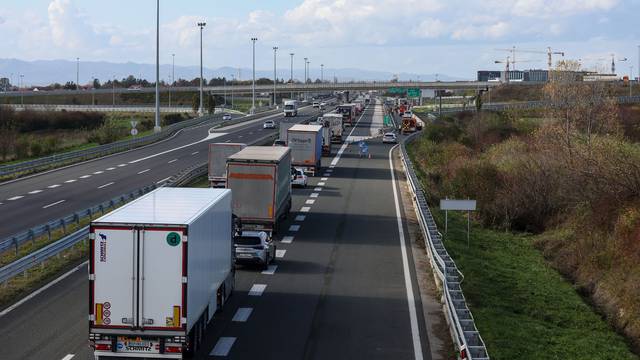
[284,105,294,110]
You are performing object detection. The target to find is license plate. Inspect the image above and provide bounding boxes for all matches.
[117,337,159,353]
[237,253,252,258]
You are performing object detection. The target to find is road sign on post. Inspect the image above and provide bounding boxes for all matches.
[388,87,405,94]
[407,88,421,98]
[440,199,477,247]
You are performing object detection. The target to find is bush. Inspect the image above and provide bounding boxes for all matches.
[42,137,60,155]
[14,138,29,158]
[29,141,43,157]
[163,113,186,126]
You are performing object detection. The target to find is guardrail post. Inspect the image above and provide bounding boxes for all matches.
[29,229,35,247]
[46,225,51,242]
[13,238,18,256]
[61,219,67,234]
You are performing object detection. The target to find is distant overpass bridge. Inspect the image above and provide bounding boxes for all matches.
[0,80,508,98]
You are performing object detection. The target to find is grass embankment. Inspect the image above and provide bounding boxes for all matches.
[428,208,637,359]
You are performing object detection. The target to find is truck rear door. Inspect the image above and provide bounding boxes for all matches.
[228,163,276,221]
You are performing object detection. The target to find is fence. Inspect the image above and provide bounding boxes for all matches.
[399,133,489,360]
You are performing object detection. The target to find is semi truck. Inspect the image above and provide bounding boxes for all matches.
[318,113,344,144]
[336,104,356,127]
[401,114,417,134]
[208,143,247,187]
[278,120,299,145]
[283,100,298,117]
[226,146,292,235]
[288,124,323,176]
[89,187,234,359]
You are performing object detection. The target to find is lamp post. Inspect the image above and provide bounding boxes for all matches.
[154,0,161,132]
[251,37,258,114]
[92,77,96,105]
[321,64,324,83]
[112,76,116,107]
[19,74,24,107]
[630,66,634,97]
[304,57,308,101]
[169,53,175,107]
[290,53,294,99]
[76,57,80,90]
[231,74,235,109]
[273,46,278,107]
[197,22,206,116]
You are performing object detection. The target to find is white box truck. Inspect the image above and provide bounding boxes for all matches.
[278,120,299,145]
[226,146,292,235]
[89,187,234,359]
[288,124,323,176]
[208,143,246,187]
[320,113,344,143]
[283,100,298,117]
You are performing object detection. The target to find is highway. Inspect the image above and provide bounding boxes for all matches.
[0,101,435,359]
[0,106,319,240]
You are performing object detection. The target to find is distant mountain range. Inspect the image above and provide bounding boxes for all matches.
[0,58,462,86]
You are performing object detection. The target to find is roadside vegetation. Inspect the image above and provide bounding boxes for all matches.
[408,61,640,358]
[0,106,194,164]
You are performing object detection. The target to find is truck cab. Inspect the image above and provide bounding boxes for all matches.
[283,100,298,117]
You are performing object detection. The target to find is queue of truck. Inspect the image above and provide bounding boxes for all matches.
[89,96,370,359]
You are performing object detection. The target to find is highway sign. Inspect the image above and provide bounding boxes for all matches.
[407,88,421,98]
[130,120,138,129]
[440,199,476,211]
[388,87,405,94]
[130,128,138,136]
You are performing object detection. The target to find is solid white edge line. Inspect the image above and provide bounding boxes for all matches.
[156,177,171,184]
[388,144,424,360]
[0,261,88,318]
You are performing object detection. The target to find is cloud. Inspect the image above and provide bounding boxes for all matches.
[414,18,447,39]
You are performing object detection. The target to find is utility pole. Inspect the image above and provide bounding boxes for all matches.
[92,77,95,105]
[197,22,206,116]
[290,53,294,99]
[112,76,116,107]
[321,64,324,82]
[273,46,278,107]
[19,74,24,107]
[231,74,235,109]
[304,57,308,101]
[154,0,161,132]
[251,37,258,114]
[630,66,634,97]
[76,57,80,90]
[169,53,175,107]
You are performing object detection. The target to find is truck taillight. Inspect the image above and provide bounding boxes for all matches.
[165,346,182,353]
[95,343,111,351]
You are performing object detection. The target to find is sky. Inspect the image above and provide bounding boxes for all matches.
[1,0,639,79]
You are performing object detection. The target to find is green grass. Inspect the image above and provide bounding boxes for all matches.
[433,210,637,359]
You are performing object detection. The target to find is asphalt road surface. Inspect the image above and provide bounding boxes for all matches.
[0,106,320,239]
[0,101,432,359]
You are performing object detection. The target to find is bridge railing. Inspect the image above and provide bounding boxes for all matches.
[399,132,489,360]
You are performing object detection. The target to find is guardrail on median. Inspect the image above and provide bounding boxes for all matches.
[399,133,489,360]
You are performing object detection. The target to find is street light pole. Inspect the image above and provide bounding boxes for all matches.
[92,77,95,105]
[198,22,206,116]
[630,66,634,97]
[169,53,175,107]
[19,74,24,107]
[154,0,161,132]
[251,37,258,114]
[303,57,308,101]
[76,57,79,90]
[290,53,294,99]
[273,46,278,107]
[112,76,115,107]
[231,74,235,109]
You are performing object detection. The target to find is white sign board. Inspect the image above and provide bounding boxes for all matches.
[440,199,476,211]
[130,128,138,136]
[130,120,138,129]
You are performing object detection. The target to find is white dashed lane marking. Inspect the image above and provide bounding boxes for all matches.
[156,177,171,184]
[321,177,328,181]
[138,169,151,174]
[43,200,65,209]
[79,175,91,179]
[314,187,322,192]
[28,190,43,194]
[289,225,301,232]
[281,236,294,244]
[317,182,326,186]
[47,184,61,189]
[305,199,315,205]
[323,173,330,177]
[232,308,253,322]
[210,337,236,356]
[106,167,116,170]
[248,284,267,296]
[191,151,199,155]
[98,182,114,189]
[261,265,278,275]
[118,164,127,167]
[300,206,311,213]
[168,159,177,163]
[7,196,24,201]
[295,215,306,221]
[60,355,75,360]
[276,249,286,258]
[64,179,76,183]
[93,171,103,175]
[310,193,319,198]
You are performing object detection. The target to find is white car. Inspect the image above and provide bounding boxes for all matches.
[382,132,397,144]
[291,168,308,187]
[263,120,276,129]
[222,113,232,121]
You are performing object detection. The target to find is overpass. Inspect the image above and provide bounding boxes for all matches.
[0,80,507,98]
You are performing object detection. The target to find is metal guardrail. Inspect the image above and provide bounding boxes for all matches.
[399,133,489,360]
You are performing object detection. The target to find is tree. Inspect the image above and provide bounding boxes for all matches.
[0,106,17,160]
[205,93,216,114]
[63,81,76,90]
[191,94,199,113]
[93,78,101,89]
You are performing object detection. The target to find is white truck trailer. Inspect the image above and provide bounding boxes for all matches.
[89,187,234,359]
[226,146,292,235]
[278,120,299,145]
[287,124,323,176]
[283,100,298,117]
[320,113,344,143]
[208,143,247,187]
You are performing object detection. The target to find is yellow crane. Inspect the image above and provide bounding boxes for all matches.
[495,46,565,71]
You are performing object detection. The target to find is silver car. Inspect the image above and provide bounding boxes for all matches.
[234,231,276,270]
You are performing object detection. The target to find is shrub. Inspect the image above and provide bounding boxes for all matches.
[163,113,185,126]
[14,138,30,158]
[29,141,43,157]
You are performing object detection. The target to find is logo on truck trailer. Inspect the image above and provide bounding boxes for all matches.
[166,232,181,247]
[99,233,107,262]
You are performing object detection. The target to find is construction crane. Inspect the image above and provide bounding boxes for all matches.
[579,54,627,74]
[495,46,565,71]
